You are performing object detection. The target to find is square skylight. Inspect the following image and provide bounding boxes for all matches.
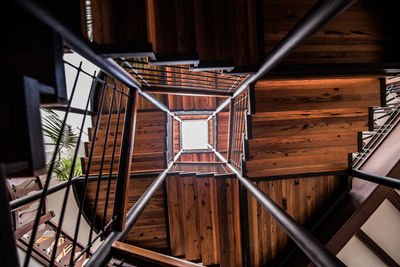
[181,120,208,150]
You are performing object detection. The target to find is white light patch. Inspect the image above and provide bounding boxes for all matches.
[182,120,208,150]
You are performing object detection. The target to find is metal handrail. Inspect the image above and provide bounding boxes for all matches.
[15,0,181,122]
[208,145,345,267]
[210,0,356,119]
[353,82,400,169]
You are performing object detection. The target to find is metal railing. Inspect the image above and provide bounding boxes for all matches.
[9,56,139,267]
[118,58,245,96]
[353,79,400,169]
[228,89,249,172]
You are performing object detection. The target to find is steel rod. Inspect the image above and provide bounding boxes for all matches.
[15,0,178,121]
[210,0,356,117]
[208,145,345,267]
[350,169,400,190]
[85,150,182,267]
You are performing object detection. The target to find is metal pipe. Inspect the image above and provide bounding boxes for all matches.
[15,0,177,120]
[142,85,233,97]
[211,0,356,117]
[85,150,182,267]
[0,164,20,267]
[9,170,164,213]
[207,145,345,267]
[350,169,400,190]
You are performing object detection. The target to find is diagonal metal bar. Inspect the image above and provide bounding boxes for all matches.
[85,150,182,267]
[350,169,400,190]
[210,0,357,118]
[208,144,346,267]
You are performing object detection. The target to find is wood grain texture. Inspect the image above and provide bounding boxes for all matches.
[217,111,229,153]
[254,78,381,113]
[83,110,166,175]
[247,77,379,178]
[166,175,241,266]
[247,176,342,266]
[112,241,201,267]
[263,0,400,65]
[78,175,168,252]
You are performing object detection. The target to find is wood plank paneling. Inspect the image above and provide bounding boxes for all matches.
[254,78,381,113]
[166,175,241,266]
[196,177,220,265]
[247,77,379,178]
[180,176,201,261]
[78,175,168,252]
[146,0,196,56]
[179,153,216,162]
[112,241,201,267]
[217,111,229,153]
[166,175,185,256]
[91,0,148,45]
[247,176,342,266]
[83,110,166,174]
[168,95,218,111]
[263,0,400,65]
[248,132,358,161]
[251,113,368,139]
[215,178,242,267]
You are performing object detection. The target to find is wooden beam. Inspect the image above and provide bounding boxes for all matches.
[112,241,201,267]
[14,211,55,239]
[387,190,400,212]
[355,230,400,267]
[142,85,232,97]
[326,186,392,255]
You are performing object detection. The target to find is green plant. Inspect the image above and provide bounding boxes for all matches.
[42,109,82,181]
[53,157,82,181]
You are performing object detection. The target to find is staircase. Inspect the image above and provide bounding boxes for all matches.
[246,78,382,178]
[90,0,263,71]
[82,95,167,175]
[238,77,383,266]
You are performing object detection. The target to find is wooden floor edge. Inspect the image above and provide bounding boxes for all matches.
[111,241,201,267]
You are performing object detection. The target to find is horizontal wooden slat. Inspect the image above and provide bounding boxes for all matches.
[112,241,201,267]
[251,113,368,139]
[248,132,358,161]
[254,78,381,113]
[82,152,165,175]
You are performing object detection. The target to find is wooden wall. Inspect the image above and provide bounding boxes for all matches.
[247,175,343,266]
[166,175,242,266]
[217,111,229,153]
[263,0,400,66]
[76,175,168,252]
[246,78,381,178]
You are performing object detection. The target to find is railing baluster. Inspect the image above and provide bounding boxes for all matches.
[23,62,83,267]
[67,77,109,266]
[86,81,117,253]
[112,86,138,231]
[101,87,125,239]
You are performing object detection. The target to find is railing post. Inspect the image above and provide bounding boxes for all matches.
[227,99,235,162]
[0,164,20,267]
[112,87,138,231]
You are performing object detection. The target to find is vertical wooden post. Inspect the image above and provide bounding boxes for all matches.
[227,99,235,162]
[112,87,138,231]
